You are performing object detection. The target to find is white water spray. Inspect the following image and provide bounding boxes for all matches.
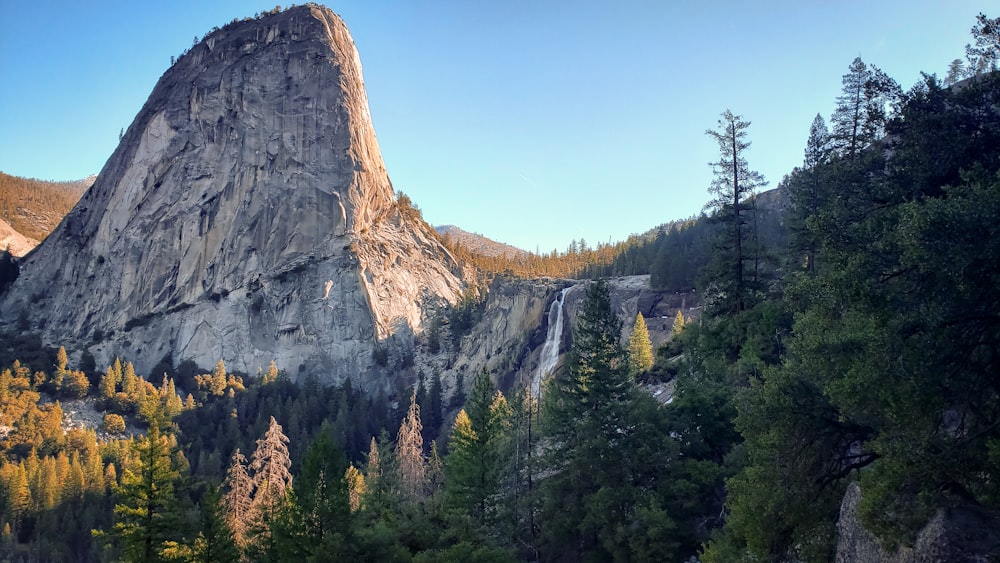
[532,287,570,396]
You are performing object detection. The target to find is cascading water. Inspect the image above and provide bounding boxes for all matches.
[532,287,570,396]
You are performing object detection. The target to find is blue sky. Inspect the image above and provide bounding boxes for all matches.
[0,1,992,252]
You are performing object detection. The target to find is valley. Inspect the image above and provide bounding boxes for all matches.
[0,4,998,562]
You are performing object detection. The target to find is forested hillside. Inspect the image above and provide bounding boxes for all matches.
[0,11,997,563]
[695,26,1000,560]
[0,172,91,242]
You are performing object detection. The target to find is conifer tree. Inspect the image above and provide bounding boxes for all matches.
[362,430,397,514]
[426,440,444,497]
[221,449,254,549]
[121,361,139,399]
[288,428,351,558]
[395,389,425,503]
[364,435,381,496]
[345,464,365,512]
[705,110,767,314]
[788,113,834,272]
[420,371,443,445]
[628,313,654,375]
[98,424,183,562]
[831,57,869,159]
[672,310,686,336]
[965,13,1000,75]
[264,360,280,384]
[804,114,831,169]
[540,278,665,559]
[52,346,68,392]
[243,417,293,556]
[829,57,900,159]
[210,360,227,396]
[99,361,122,401]
[250,416,293,514]
[945,58,966,85]
[104,463,118,492]
[189,488,239,563]
[444,409,481,513]
[65,369,90,398]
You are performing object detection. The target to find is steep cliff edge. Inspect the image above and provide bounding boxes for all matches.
[0,5,464,387]
[836,482,1000,562]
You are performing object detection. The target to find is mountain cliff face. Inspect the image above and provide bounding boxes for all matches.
[0,4,464,387]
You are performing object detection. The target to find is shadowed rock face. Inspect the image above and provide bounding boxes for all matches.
[0,5,464,388]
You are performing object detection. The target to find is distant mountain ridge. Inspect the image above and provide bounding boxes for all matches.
[436,224,529,258]
[0,172,93,244]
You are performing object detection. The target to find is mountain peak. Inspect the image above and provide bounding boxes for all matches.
[1,5,464,387]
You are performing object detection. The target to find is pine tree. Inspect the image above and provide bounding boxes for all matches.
[65,369,90,398]
[190,488,239,563]
[262,360,280,384]
[421,371,443,446]
[98,424,183,562]
[221,449,254,549]
[210,360,227,396]
[831,57,868,159]
[99,361,121,401]
[121,361,139,399]
[965,13,1000,75]
[426,440,444,497]
[628,313,654,375]
[250,417,293,513]
[364,435,381,502]
[788,113,834,272]
[705,111,767,314]
[540,278,652,559]
[395,389,425,503]
[443,368,514,528]
[672,310,686,336]
[287,428,351,558]
[829,57,899,159]
[444,409,481,513]
[804,114,831,169]
[345,464,365,512]
[362,430,396,514]
[52,346,68,393]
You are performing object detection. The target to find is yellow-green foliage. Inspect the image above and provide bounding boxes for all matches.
[628,313,654,375]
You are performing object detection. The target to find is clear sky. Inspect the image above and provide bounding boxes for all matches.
[0,1,993,253]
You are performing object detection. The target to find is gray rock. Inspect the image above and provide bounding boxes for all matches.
[0,5,463,390]
[836,482,1000,562]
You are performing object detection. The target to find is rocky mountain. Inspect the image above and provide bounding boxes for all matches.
[435,225,529,259]
[0,4,466,389]
[0,172,93,246]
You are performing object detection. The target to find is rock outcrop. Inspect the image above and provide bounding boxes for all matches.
[0,4,464,388]
[836,482,1000,562]
[426,275,698,402]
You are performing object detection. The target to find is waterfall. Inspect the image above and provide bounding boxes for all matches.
[532,287,570,396]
